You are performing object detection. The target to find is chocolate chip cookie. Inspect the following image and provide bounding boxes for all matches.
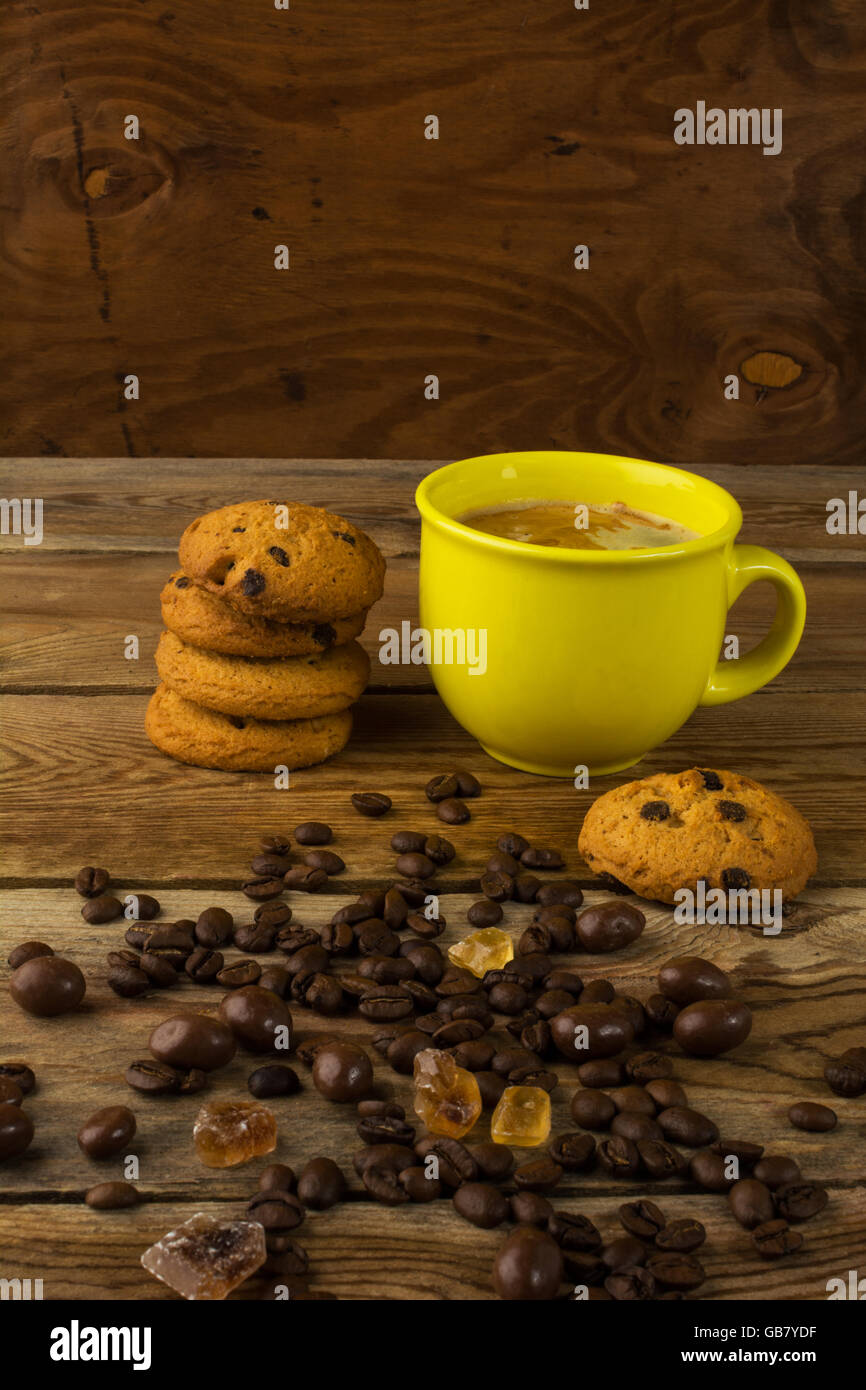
[178,500,385,622]
[155,631,370,720]
[145,685,352,772]
[161,572,367,657]
[578,767,817,903]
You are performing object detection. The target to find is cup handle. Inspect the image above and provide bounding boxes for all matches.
[699,544,806,707]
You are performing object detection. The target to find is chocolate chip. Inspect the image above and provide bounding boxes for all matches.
[174,576,190,588]
[333,531,355,545]
[268,546,290,566]
[232,526,246,532]
[718,800,746,822]
[699,770,723,790]
[721,867,751,889]
[312,623,337,647]
[640,801,670,822]
[240,568,266,595]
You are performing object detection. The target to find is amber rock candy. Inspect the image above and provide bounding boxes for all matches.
[193,1099,277,1168]
[141,1213,266,1300]
[413,1048,482,1139]
[491,1085,551,1148]
[447,927,513,979]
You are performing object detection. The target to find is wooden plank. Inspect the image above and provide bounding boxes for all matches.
[2,4,865,465]
[0,460,863,562]
[0,887,863,1299]
[0,692,862,885]
[1,556,862,695]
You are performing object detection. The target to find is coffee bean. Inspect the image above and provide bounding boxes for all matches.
[351,792,392,817]
[467,1141,512,1182]
[467,899,503,928]
[260,1163,297,1192]
[395,852,436,880]
[11,955,86,1016]
[605,1266,656,1300]
[512,874,541,903]
[399,1166,441,1202]
[689,1150,735,1192]
[138,952,177,988]
[247,1190,305,1231]
[602,1235,647,1270]
[492,1227,563,1301]
[570,1088,615,1130]
[81,895,124,924]
[548,1212,602,1251]
[752,1155,801,1189]
[657,1106,718,1148]
[655,1218,706,1252]
[453,1182,509,1229]
[219,985,291,1051]
[217,959,261,988]
[619,1199,666,1239]
[510,1191,554,1226]
[132,895,161,920]
[195,907,234,946]
[259,834,292,856]
[824,1050,866,1098]
[0,1063,35,1097]
[480,870,514,903]
[283,867,328,893]
[598,1136,641,1177]
[453,770,481,798]
[775,1182,828,1223]
[437,797,470,825]
[729,1178,775,1229]
[637,1138,688,1179]
[0,1104,34,1160]
[425,772,459,802]
[576,901,645,953]
[248,1064,300,1098]
[513,1156,563,1192]
[520,846,563,870]
[625,1051,672,1083]
[645,1252,705,1290]
[75,865,111,898]
[610,1084,656,1116]
[645,993,679,1030]
[149,1013,236,1071]
[788,1101,837,1132]
[124,1059,181,1094]
[8,941,54,970]
[611,1112,662,1143]
[77,1105,136,1159]
[577,1059,624,1087]
[752,1219,804,1259]
[85,1181,140,1210]
[251,853,293,878]
[418,1135,478,1187]
[497,831,529,856]
[644,1078,687,1109]
[673,999,752,1057]
[294,821,332,845]
[305,850,345,875]
[363,1161,410,1204]
[711,1137,764,1168]
[424,836,455,865]
[297,1157,346,1210]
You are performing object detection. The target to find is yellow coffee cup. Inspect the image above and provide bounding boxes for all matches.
[415,451,806,776]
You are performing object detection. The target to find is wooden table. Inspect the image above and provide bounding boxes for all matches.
[1,458,864,1301]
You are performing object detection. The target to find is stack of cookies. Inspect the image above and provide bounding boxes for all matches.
[145,500,385,772]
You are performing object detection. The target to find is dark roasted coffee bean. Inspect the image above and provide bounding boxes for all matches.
[775,1182,828,1223]
[437,797,470,825]
[425,772,459,802]
[658,1106,718,1148]
[625,1051,672,1083]
[605,1266,656,1301]
[359,985,414,1021]
[75,866,111,898]
[674,999,752,1056]
[0,1103,33,1160]
[645,993,679,1030]
[611,1113,662,1143]
[548,1131,596,1172]
[386,1029,428,1074]
[283,867,328,892]
[254,901,292,929]
[537,881,583,908]
[248,1064,300,1098]
[425,835,456,866]
[277,928,322,958]
[305,849,345,875]
[637,1138,688,1179]
[319,921,354,956]
[453,769,481,798]
[125,1059,181,1094]
[824,1049,866,1097]
[0,1063,35,1097]
[577,1058,624,1087]
[645,1252,705,1291]
[356,921,401,956]
[81,894,124,924]
[297,1157,345,1210]
[85,1180,140,1210]
[655,1218,706,1252]
[453,1182,509,1229]
[217,959,261,988]
[395,852,436,880]
[138,952,177,988]
[497,831,529,857]
[598,1135,641,1177]
[395,1165,439,1202]
[752,1155,800,1189]
[233,922,276,954]
[11,955,87,1016]
[421,1135,478,1187]
[251,852,293,878]
[788,1101,836,1132]
[363,1162,410,1204]
[131,894,160,920]
[195,907,234,946]
[508,1191,553,1227]
[609,1083,655,1115]
[391,830,426,854]
[471,1140,514,1181]
[645,1078,687,1109]
[242,876,285,901]
[576,901,645,953]
[357,1113,416,1147]
[486,850,521,877]
[259,1162,297,1192]
[259,834,292,855]
[548,1211,601,1251]
[77,1105,136,1159]
[9,941,53,970]
[602,1235,647,1270]
[619,1199,666,1239]
[351,791,391,817]
[184,947,224,982]
[294,821,332,846]
[466,900,502,929]
[688,1149,735,1192]
[247,1190,305,1231]
[107,962,150,998]
[752,1219,804,1259]
[519,846,563,871]
[476,1070,506,1108]
[395,878,431,907]
[303,973,345,1015]
[658,955,732,1005]
[149,1013,236,1071]
[729,1178,775,1229]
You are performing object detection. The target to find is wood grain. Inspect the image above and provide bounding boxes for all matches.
[2,4,866,462]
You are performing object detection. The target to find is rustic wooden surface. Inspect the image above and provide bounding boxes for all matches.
[0,458,864,1301]
[2,2,866,463]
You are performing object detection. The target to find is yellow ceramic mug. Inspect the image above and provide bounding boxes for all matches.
[415,451,806,776]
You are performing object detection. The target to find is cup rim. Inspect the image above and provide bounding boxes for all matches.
[415,450,743,562]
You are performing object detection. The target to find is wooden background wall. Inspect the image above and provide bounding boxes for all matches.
[1,0,865,464]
